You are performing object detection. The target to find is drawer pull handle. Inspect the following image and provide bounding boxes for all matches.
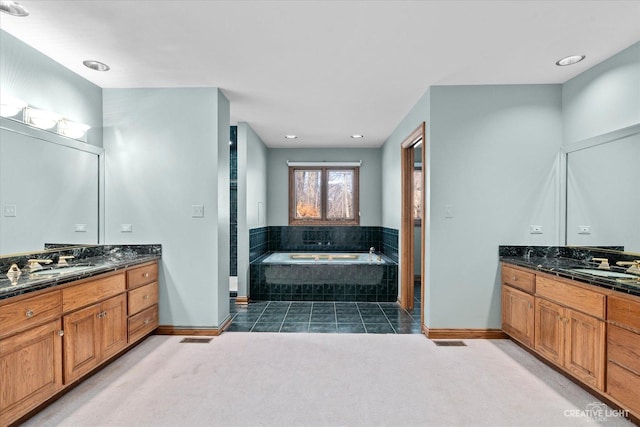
[143,294,149,300]
[58,330,64,337]
[144,319,150,325]
[512,276,517,281]
[143,273,149,278]
[97,311,107,318]
[25,309,34,318]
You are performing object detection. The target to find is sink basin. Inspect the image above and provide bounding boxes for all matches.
[30,265,94,277]
[569,268,639,279]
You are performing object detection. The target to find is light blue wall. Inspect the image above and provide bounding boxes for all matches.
[237,122,268,299]
[563,41,640,143]
[427,85,562,328]
[103,88,230,328]
[0,30,103,147]
[382,85,563,329]
[267,147,382,226]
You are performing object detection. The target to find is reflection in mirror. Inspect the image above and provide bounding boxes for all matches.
[566,132,640,254]
[0,121,100,256]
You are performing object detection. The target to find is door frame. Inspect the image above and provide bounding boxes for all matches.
[400,122,425,328]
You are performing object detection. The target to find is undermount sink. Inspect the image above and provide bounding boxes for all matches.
[30,265,94,277]
[569,268,640,280]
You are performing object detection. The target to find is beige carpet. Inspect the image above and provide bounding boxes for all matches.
[23,334,633,427]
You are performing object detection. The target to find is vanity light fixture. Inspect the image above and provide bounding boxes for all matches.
[57,119,91,139]
[350,134,364,139]
[25,107,62,130]
[83,60,110,72]
[284,134,298,139]
[0,94,27,118]
[0,1,29,17]
[555,55,586,66]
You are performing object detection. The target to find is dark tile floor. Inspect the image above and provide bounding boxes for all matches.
[226,284,422,334]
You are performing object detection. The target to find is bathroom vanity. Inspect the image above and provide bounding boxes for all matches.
[0,245,160,426]
[500,246,640,422]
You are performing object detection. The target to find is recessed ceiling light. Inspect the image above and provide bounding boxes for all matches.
[0,1,29,17]
[284,135,298,139]
[555,55,586,66]
[351,134,364,139]
[83,60,110,72]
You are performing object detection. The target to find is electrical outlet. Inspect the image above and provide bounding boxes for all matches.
[578,225,591,235]
[3,204,16,217]
[75,223,87,232]
[120,224,133,233]
[192,205,205,218]
[530,225,543,234]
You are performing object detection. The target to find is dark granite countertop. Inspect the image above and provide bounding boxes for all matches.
[500,255,640,297]
[1,245,161,300]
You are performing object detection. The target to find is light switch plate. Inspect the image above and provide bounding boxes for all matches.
[3,204,16,217]
[75,223,87,232]
[192,205,205,218]
[445,205,454,219]
[578,225,591,235]
[120,224,133,232]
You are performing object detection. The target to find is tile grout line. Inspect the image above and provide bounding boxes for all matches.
[250,301,271,332]
[278,302,292,333]
[355,303,368,333]
[378,303,398,333]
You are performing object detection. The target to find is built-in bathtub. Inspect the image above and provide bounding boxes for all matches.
[249,252,398,302]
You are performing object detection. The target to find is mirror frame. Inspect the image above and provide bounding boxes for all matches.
[561,122,640,256]
[0,117,105,257]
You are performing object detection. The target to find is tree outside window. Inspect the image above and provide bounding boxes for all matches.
[289,167,359,225]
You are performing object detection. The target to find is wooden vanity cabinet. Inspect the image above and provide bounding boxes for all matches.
[0,260,159,426]
[0,319,63,426]
[534,276,606,391]
[126,262,159,344]
[607,294,640,414]
[63,294,127,383]
[502,284,534,348]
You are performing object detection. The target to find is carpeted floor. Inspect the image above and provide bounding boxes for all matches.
[22,334,633,427]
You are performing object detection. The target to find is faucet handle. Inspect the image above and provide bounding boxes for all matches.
[592,258,610,270]
[57,255,74,267]
[27,259,52,271]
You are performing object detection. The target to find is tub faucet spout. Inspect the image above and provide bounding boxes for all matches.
[369,247,375,254]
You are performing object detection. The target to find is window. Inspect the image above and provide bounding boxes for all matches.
[289,167,359,225]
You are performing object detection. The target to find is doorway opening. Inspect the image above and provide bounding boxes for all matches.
[400,122,426,330]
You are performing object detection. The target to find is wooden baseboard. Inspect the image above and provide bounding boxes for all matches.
[235,296,249,305]
[423,327,508,339]
[156,317,232,336]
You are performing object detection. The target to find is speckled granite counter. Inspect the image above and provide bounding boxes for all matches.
[500,246,640,297]
[0,245,161,300]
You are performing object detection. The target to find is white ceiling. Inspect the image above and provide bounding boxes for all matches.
[1,1,639,148]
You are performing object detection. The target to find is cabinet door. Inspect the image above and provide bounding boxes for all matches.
[100,295,127,360]
[535,298,564,366]
[0,320,63,426]
[565,309,605,390]
[63,304,101,384]
[501,285,534,348]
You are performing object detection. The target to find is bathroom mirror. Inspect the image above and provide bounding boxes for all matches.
[565,128,640,255]
[0,118,103,256]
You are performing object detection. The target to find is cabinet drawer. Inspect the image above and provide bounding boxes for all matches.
[0,291,62,338]
[607,361,640,414]
[608,324,640,374]
[128,282,158,315]
[127,262,158,289]
[502,265,535,293]
[128,304,158,343]
[62,273,126,313]
[536,276,606,319]
[608,294,640,332]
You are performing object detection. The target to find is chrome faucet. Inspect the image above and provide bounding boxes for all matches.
[369,247,375,254]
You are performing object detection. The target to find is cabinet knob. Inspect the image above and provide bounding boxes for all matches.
[144,319,150,325]
[58,330,64,337]
[143,273,149,278]
[25,309,34,318]
[143,294,149,300]
[97,312,102,318]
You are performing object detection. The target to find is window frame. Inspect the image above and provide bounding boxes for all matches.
[288,166,360,226]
